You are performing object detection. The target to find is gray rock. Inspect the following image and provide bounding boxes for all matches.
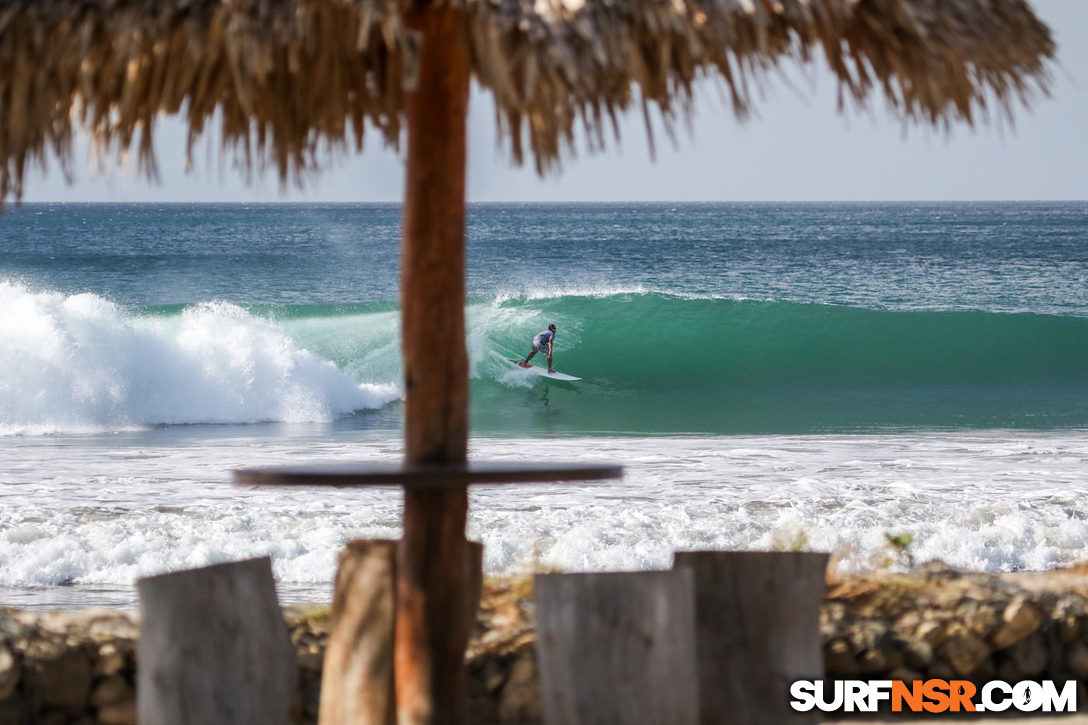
[887,667,924,683]
[915,620,949,648]
[857,648,901,675]
[959,602,998,638]
[996,655,1022,682]
[943,621,970,640]
[93,643,127,678]
[971,655,997,681]
[1009,633,1048,677]
[929,660,956,680]
[23,636,64,662]
[824,638,858,677]
[0,645,19,702]
[820,602,849,628]
[32,711,68,725]
[1058,614,1081,645]
[1065,642,1088,678]
[991,597,1043,649]
[90,675,131,708]
[893,611,923,635]
[498,652,540,723]
[81,614,137,643]
[296,651,323,673]
[19,610,135,643]
[964,586,995,602]
[0,698,28,725]
[483,658,508,693]
[97,700,137,725]
[847,619,888,652]
[23,644,93,712]
[939,633,990,676]
[899,637,934,670]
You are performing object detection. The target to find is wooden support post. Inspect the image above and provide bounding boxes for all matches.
[672,551,829,725]
[320,540,399,725]
[397,2,472,725]
[400,4,469,466]
[396,491,471,725]
[535,571,701,725]
[320,540,484,725]
[136,557,297,725]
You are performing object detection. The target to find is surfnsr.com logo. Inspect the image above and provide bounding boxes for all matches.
[790,679,1077,713]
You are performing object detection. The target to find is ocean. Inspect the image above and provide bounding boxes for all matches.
[1,201,1086,609]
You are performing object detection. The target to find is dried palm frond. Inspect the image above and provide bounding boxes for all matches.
[0,0,1054,202]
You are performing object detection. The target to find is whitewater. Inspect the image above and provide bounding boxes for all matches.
[1,201,1086,608]
[0,283,399,435]
[3,428,1087,609]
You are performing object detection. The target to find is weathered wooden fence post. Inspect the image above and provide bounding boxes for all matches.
[319,539,485,725]
[319,540,399,725]
[535,570,700,725]
[673,551,829,725]
[137,557,297,725]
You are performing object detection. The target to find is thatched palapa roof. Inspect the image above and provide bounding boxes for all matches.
[0,0,1054,201]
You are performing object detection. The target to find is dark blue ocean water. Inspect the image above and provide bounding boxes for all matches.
[1,201,1087,434]
[4,201,1087,311]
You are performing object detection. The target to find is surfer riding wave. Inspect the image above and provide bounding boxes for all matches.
[522,324,556,374]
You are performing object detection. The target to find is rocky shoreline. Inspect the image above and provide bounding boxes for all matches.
[3,565,1088,723]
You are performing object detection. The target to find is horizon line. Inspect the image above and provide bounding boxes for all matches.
[9,199,1087,205]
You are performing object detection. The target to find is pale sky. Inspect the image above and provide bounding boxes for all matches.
[22,0,1087,203]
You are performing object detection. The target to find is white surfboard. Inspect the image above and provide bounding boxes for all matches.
[507,358,581,381]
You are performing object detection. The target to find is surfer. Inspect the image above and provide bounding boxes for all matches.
[522,324,556,373]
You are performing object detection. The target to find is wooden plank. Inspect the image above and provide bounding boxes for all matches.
[233,461,623,488]
[535,571,701,725]
[672,551,829,725]
[319,540,398,725]
[319,540,484,725]
[136,557,296,725]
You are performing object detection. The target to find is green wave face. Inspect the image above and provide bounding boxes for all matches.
[266,293,1088,435]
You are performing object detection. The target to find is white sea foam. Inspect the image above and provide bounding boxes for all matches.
[0,282,398,435]
[487,285,762,304]
[490,284,651,304]
[2,429,1088,608]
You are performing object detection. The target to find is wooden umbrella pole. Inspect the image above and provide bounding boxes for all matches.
[397,3,472,725]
